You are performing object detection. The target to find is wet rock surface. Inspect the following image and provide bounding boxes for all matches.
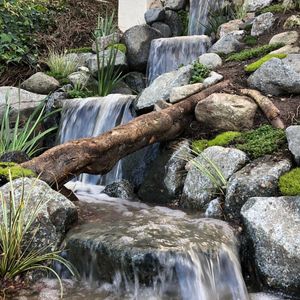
[102,180,135,200]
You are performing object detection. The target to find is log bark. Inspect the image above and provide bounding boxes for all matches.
[21,81,229,187]
[240,88,285,129]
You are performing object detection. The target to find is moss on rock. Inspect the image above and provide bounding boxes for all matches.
[245,53,287,72]
[279,168,300,196]
[0,162,36,180]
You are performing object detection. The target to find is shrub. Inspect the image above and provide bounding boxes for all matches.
[46,51,78,81]
[245,53,287,72]
[279,168,300,196]
[0,173,75,297]
[243,35,258,46]
[226,43,285,62]
[190,60,210,84]
[0,98,58,157]
[235,125,286,159]
[192,131,241,153]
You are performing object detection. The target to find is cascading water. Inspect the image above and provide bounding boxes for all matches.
[58,95,156,186]
[188,0,225,35]
[147,36,211,84]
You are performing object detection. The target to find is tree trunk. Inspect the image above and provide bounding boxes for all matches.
[21,81,229,188]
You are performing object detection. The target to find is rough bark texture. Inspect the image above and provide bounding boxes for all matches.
[22,81,229,187]
[240,88,285,129]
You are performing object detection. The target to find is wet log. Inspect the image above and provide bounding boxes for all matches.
[240,88,285,129]
[21,81,229,188]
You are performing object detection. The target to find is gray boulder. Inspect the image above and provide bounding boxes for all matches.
[87,50,128,78]
[269,31,299,46]
[102,180,135,200]
[124,72,146,94]
[0,178,78,252]
[123,25,162,72]
[286,125,300,165]
[208,35,243,54]
[164,140,189,196]
[251,13,275,36]
[0,86,45,121]
[164,10,183,36]
[241,196,300,292]
[282,54,300,73]
[151,22,172,37]
[0,151,30,164]
[195,93,257,131]
[198,53,222,70]
[144,8,165,24]
[205,198,223,219]
[181,146,248,210]
[225,156,292,220]
[243,0,273,12]
[247,58,300,95]
[21,72,60,95]
[135,65,192,110]
[68,69,97,90]
[164,0,186,10]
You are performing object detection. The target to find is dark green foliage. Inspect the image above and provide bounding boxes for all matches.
[67,47,93,54]
[259,4,286,14]
[0,0,63,69]
[279,168,300,196]
[192,131,242,153]
[178,10,189,36]
[243,35,258,46]
[226,43,285,62]
[46,71,69,85]
[190,60,210,84]
[67,88,94,99]
[235,125,286,159]
[245,53,287,72]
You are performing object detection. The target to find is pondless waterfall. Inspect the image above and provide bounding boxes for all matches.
[188,0,225,35]
[59,186,250,300]
[147,36,211,83]
[58,95,156,186]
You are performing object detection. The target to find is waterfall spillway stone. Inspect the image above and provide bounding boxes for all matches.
[58,94,156,186]
[63,190,250,300]
[147,36,211,84]
[188,0,225,35]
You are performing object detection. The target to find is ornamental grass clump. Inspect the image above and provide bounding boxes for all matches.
[279,168,300,196]
[0,173,75,297]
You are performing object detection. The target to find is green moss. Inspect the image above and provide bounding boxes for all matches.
[46,71,69,85]
[235,125,286,159]
[245,53,287,72]
[259,4,286,14]
[107,43,127,53]
[243,35,258,46]
[192,131,242,153]
[67,47,93,54]
[226,43,285,62]
[0,162,36,180]
[190,60,210,84]
[279,168,300,196]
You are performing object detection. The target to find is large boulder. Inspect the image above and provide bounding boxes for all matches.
[282,54,300,73]
[164,0,186,10]
[123,25,162,72]
[269,31,299,46]
[198,53,222,70]
[0,86,45,120]
[68,68,98,90]
[225,156,292,220]
[181,146,248,210]
[151,22,172,37]
[241,196,300,293]
[21,72,60,95]
[208,35,243,54]
[195,93,257,131]
[135,65,192,111]
[0,178,78,252]
[286,125,300,165]
[164,10,183,36]
[247,58,300,95]
[144,8,165,24]
[243,0,273,12]
[251,13,276,36]
[218,19,244,38]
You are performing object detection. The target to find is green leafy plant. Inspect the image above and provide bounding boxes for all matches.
[178,10,189,36]
[233,3,247,19]
[279,168,300,196]
[245,53,287,72]
[192,132,242,153]
[0,96,58,157]
[46,51,78,81]
[67,82,94,99]
[235,125,286,159]
[94,11,116,38]
[226,43,285,62]
[190,60,210,84]
[0,172,75,297]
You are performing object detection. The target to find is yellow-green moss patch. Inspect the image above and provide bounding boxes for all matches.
[0,162,36,180]
[245,53,287,72]
[279,168,300,196]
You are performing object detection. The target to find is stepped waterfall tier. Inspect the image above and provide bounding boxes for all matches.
[147,36,211,84]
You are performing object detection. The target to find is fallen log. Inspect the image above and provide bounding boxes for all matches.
[22,81,229,187]
[240,88,285,129]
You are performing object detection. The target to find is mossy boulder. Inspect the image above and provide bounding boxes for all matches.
[279,168,300,196]
[245,53,287,72]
